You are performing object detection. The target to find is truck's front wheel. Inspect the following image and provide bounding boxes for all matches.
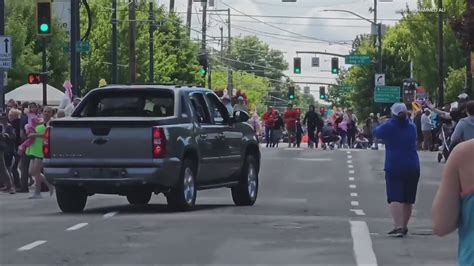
[231,155,259,206]
[56,186,87,213]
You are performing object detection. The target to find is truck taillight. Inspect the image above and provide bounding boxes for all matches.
[43,127,51,158]
[152,127,166,158]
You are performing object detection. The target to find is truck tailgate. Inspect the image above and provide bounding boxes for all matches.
[49,119,159,166]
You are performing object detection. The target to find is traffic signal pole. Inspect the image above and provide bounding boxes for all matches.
[201,1,208,88]
[112,0,118,83]
[42,38,47,106]
[149,1,155,83]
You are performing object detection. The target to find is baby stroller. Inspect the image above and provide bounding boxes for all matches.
[437,122,453,163]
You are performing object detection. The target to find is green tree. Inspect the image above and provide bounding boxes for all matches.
[445,66,466,103]
[79,0,202,94]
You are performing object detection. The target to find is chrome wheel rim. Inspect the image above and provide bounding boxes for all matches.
[183,167,195,205]
[247,163,257,199]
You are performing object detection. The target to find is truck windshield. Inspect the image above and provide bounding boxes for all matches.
[75,90,175,117]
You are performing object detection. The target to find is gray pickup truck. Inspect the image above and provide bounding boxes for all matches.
[44,85,260,213]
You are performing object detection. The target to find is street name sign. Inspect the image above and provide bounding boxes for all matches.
[337,85,353,92]
[0,36,13,69]
[345,54,371,65]
[64,41,91,53]
[374,86,400,103]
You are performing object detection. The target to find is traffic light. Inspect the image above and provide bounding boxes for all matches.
[28,73,44,84]
[319,86,326,100]
[288,86,295,100]
[198,53,208,76]
[36,0,52,35]
[331,57,339,74]
[293,57,301,74]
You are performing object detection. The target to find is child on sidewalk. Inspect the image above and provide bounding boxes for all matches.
[17,103,41,155]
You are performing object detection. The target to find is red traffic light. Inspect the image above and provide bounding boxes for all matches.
[28,73,43,84]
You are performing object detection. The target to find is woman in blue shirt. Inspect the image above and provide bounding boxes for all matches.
[373,103,421,237]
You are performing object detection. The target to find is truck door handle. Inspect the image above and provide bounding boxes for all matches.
[200,133,208,139]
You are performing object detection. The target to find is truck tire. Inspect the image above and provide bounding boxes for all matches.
[166,159,196,211]
[231,154,258,206]
[126,191,152,205]
[56,186,87,213]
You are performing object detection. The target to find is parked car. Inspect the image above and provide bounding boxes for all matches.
[44,85,261,213]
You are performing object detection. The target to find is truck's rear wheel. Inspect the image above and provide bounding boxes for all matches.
[126,190,152,205]
[56,186,87,213]
[231,155,258,206]
[166,159,196,211]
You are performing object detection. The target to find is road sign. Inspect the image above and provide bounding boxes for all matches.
[311,57,319,67]
[374,86,400,103]
[345,54,371,65]
[337,85,353,92]
[64,41,91,53]
[304,86,310,94]
[375,74,385,86]
[0,36,12,69]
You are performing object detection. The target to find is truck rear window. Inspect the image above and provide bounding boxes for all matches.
[76,90,175,117]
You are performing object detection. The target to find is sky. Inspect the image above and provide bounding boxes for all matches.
[162,0,422,99]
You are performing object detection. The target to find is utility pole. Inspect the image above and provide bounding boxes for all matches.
[75,0,80,95]
[169,0,175,13]
[0,0,5,111]
[149,1,155,83]
[112,0,118,83]
[70,0,78,95]
[377,23,382,73]
[227,8,233,96]
[466,0,473,98]
[201,1,208,88]
[373,0,377,48]
[129,0,137,84]
[220,26,224,63]
[437,0,444,106]
[186,0,192,36]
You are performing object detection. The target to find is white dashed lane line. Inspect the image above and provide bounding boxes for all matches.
[66,223,88,231]
[18,241,47,251]
[348,177,355,181]
[347,160,353,164]
[103,211,118,219]
[349,170,355,174]
[351,201,360,206]
[348,165,354,168]
[347,155,353,159]
[351,192,358,197]
[349,184,357,189]
[350,209,366,216]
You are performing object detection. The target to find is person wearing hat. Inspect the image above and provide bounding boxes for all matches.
[373,102,420,237]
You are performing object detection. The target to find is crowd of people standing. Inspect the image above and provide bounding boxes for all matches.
[0,96,81,198]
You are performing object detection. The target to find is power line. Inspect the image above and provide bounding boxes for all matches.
[230,19,370,28]
[220,1,348,45]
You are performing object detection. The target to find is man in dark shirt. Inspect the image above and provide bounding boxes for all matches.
[303,105,323,149]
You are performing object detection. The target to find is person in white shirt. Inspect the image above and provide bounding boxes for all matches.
[421,109,433,151]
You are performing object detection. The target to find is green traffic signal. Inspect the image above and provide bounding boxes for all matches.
[289,94,295,100]
[40,23,49,32]
[294,68,301,74]
[199,68,207,76]
[320,95,326,99]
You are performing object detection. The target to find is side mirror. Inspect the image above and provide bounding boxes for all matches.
[233,110,250,123]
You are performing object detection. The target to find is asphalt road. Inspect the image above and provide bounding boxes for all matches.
[0,146,458,265]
